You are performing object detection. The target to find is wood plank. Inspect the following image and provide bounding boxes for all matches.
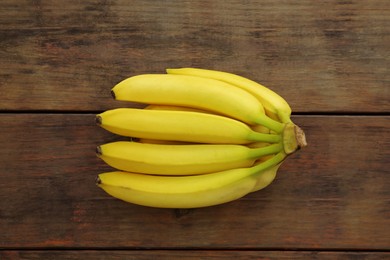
[0,114,388,249]
[1,0,389,112]
[1,250,389,260]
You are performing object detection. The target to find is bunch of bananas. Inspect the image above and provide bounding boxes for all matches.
[96,68,306,208]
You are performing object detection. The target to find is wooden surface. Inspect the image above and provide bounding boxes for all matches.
[1,0,389,259]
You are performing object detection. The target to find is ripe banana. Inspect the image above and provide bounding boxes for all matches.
[251,163,281,192]
[147,104,272,136]
[96,151,286,208]
[145,104,211,113]
[96,68,307,208]
[96,141,283,175]
[138,104,225,144]
[96,108,282,144]
[166,68,292,123]
[111,74,284,133]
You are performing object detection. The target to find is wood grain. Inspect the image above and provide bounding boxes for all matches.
[0,114,388,249]
[1,250,389,260]
[0,0,389,257]
[1,0,389,112]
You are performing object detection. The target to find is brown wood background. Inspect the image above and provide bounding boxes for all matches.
[1,0,389,259]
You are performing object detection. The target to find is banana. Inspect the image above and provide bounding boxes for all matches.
[251,124,271,134]
[250,163,281,192]
[96,151,286,208]
[145,104,212,114]
[111,74,284,133]
[96,141,283,175]
[138,139,191,145]
[96,68,307,209]
[96,108,282,144]
[138,104,220,144]
[145,104,271,139]
[166,68,292,123]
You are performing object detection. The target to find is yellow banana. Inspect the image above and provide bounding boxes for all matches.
[146,104,271,137]
[251,124,270,134]
[138,104,221,144]
[96,141,283,175]
[250,163,281,192]
[166,68,292,123]
[145,104,211,113]
[96,151,286,208]
[111,74,284,133]
[96,108,282,144]
[137,139,191,145]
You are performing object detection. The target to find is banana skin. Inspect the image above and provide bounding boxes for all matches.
[96,152,286,208]
[96,141,283,175]
[96,108,282,144]
[111,74,284,133]
[95,68,306,208]
[167,68,292,124]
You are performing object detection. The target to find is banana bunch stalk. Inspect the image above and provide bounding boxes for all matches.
[96,68,307,208]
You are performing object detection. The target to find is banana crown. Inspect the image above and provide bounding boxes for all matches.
[96,68,306,208]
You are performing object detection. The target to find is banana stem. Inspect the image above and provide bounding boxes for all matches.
[249,131,281,143]
[249,151,286,175]
[277,111,292,124]
[283,123,307,154]
[255,114,285,133]
[250,143,283,159]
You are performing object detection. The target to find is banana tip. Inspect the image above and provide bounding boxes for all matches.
[110,89,116,99]
[95,176,102,185]
[96,145,102,156]
[95,115,102,125]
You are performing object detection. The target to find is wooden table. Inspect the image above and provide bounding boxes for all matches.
[1,1,389,259]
